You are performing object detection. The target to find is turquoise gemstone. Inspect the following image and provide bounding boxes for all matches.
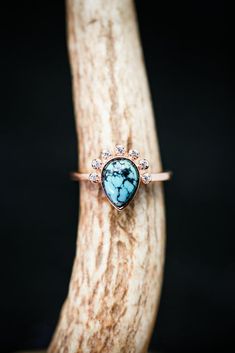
[101,157,140,210]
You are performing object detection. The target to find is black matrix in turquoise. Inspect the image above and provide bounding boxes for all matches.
[101,157,140,209]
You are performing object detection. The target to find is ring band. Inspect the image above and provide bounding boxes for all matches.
[71,171,172,182]
[71,145,172,210]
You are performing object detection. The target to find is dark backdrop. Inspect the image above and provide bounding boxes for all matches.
[0,1,234,352]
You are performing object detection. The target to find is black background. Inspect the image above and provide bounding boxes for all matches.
[0,1,234,352]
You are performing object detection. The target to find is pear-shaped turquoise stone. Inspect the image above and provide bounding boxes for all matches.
[101,157,140,210]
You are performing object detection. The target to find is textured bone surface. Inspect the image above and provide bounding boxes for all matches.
[48,0,166,352]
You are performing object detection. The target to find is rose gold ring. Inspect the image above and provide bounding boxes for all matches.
[71,145,172,210]
[72,171,172,182]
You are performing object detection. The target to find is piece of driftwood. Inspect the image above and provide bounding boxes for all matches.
[48,0,166,352]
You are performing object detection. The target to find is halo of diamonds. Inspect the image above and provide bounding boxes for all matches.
[88,145,152,184]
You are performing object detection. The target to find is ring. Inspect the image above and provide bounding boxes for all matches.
[72,145,172,211]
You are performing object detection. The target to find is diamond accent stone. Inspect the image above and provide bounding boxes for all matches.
[89,172,100,183]
[101,149,112,160]
[138,159,149,170]
[129,149,139,160]
[115,145,126,155]
[91,158,102,169]
[142,173,152,184]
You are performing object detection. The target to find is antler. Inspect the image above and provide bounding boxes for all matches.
[48,1,166,352]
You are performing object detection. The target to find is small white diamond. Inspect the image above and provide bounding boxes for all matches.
[88,172,100,183]
[101,149,112,160]
[142,173,152,184]
[138,159,149,170]
[129,149,140,160]
[91,158,102,169]
[115,145,126,155]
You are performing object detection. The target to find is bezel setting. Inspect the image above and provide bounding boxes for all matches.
[101,157,140,210]
[87,145,153,210]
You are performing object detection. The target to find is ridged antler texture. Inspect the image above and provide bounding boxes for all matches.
[49,1,166,352]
